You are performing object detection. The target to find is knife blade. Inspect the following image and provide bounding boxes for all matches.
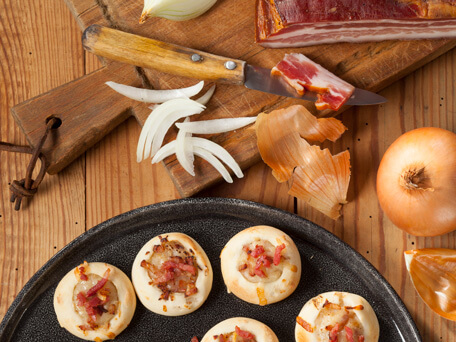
[82,24,386,106]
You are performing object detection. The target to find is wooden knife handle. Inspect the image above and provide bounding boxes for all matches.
[82,24,246,85]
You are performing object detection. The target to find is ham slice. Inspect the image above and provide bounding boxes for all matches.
[271,53,355,110]
[256,0,456,48]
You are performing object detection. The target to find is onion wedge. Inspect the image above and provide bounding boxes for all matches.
[137,98,205,162]
[106,80,204,103]
[404,248,456,321]
[175,116,257,134]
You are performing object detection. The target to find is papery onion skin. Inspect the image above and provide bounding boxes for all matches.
[377,127,456,236]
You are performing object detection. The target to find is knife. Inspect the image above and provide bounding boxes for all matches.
[82,24,386,106]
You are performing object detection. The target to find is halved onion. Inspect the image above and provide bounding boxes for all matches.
[106,80,204,103]
[255,105,350,219]
[404,248,456,321]
[175,116,257,134]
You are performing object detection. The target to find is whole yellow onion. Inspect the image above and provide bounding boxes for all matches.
[376,127,456,236]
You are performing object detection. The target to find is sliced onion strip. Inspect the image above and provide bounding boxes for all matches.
[151,141,176,164]
[191,137,243,178]
[175,116,257,134]
[151,137,242,182]
[195,85,216,105]
[175,118,195,176]
[137,98,205,161]
[150,99,205,157]
[106,80,204,103]
[193,147,233,183]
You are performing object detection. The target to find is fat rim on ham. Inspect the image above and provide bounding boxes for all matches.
[256,0,456,48]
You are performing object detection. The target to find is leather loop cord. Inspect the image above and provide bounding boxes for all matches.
[0,117,58,210]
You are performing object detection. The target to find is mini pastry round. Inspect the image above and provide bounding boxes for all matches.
[201,317,279,342]
[220,225,301,306]
[53,262,136,341]
[131,232,213,316]
[295,291,380,342]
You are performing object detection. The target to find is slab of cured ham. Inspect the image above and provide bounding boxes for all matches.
[256,0,456,48]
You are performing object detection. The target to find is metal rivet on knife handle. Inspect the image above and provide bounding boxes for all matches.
[191,53,203,62]
[224,61,237,70]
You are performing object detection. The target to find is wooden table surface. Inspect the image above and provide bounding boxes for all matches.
[1,1,455,341]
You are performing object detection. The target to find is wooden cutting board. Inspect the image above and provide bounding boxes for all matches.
[11,0,456,197]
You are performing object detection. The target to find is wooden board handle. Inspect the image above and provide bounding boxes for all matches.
[11,63,149,174]
[82,24,246,85]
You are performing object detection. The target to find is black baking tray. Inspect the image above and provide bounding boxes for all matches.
[0,198,421,341]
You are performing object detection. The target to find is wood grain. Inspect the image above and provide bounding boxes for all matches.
[0,0,86,321]
[10,0,456,198]
[1,1,456,341]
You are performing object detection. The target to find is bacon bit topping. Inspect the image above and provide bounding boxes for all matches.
[345,326,354,342]
[75,261,90,281]
[256,254,271,268]
[217,334,227,342]
[358,336,365,342]
[251,245,265,258]
[79,266,88,281]
[345,305,364,310]
[329,323,340,341]
[238,263,248,271]
[190,337,199,342]
[76,269,114,328]
[323,300,342,311]
[107,304,116,314]
[273,243,286,265]
[86,269,110,297]
[143,240,199,300]
[254,267,266,278]
[296,316,313,333]
[153,245,164,253]
[235,326,256,340]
